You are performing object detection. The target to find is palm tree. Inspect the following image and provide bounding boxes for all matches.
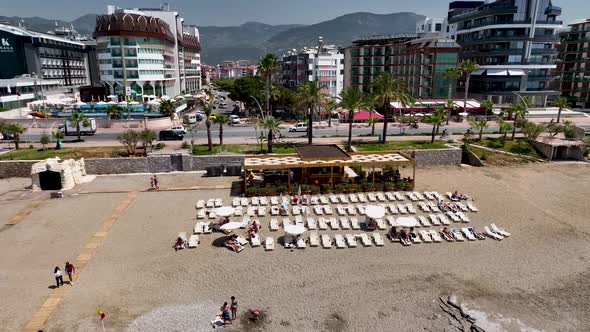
[294,81,327,145]
[458,60,479,113]
[0,122,25,150]
[367,117,379,136]
[371,73,412,143]
[425,109,445,143]
[212,114,229,145]
[257,53,279,116]
[442,67,458,124]
[480,99,493,115]
[444,99,455,125]
[339,87,365,152]
[159,100,176,120]
[469,117,489,141]
[258,116,283,153]
[554,96,570,123]
[496,118,513,143]
[322,99,339,127]
[510,99,529,140]
[432,108,447,134]
[105,105,122,120]
[68,112,88,142]
[197,90,216,151]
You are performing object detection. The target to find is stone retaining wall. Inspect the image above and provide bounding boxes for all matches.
[461,146,485,167]
[0,160,38,178]
[84,158,149,175]
[412,147,462,167]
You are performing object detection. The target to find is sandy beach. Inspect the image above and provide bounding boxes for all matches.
[1,163,589,331]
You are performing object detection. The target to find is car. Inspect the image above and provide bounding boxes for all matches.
[159,130,184,141]
[170,125,187,134]
[1,132,15,140]
[229,115,240,125]
[209,114,217,120]
[288,122,308,132]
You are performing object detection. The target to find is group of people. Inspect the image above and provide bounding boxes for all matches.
[174,236,187,251]
[450,191,469,201]
[53,261,75,288]
[212,296,238,327]
[388,226,417,245]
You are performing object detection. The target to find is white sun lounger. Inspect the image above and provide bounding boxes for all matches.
[319,196,329,204]
[377,193,387,202]
[347,205,357,215]
[307,218,317,230]
[350,217,361,230]
[428,214,440,226]
[349,193,359,203]
[387,204,398,214]
[282,218,293,228]
[330,195,339,204]
[292,205,301,215]
[281,196,289,204]
[247,206,257,216]
[270,219,279,231]
[313,206,324,215]
[206,199,215,208]
[357,193,368,203]
[418,202,431,212]
[196,200,205,209]
[265,237,275,250]
[423,192,435,200]
[340,217,351,230]
[214,199,223,207]
[271,206,279,216]
[323,205,333,215]
[235,236,249,247]
[321,234,332,248]
[359,233,372,247]
[394,192,404,200]
[194,222,204,234]
[240,197,249,206]
[251,235,262,247]
[437,213,450,225]
[188,234,199,248]
[296,236,306,249]
[461,228,477,241]
[432,192,444,201]
[373,232,385,246]
[376,218,387,230]
[318,218,329,230]
[234,207,243,216]
[417,215,430,227]
[337,206,347,216]
[309,232,320,247]
[451,228,465,241]
[397,204,407,214]
[429,202,441,212]
[260,197,268,205]
[386,216,396,227]
[208,211,217,219]
[447,212,461,223]
[345,234,357,247]
[258,207,267,217]
[429,230,442,242]
[455,202,469,212]
[338,194,349,203]
[231,198,240,207]
[410,231,422,244]
[385,192,396,201]
[295,216,304,226]
[419,230,433,243]
[270,196,279,205]
[196,209,206,219]
[367,193,377,202]
[484,226,504,240]
[466,201,478,212]
[414,192,425,201]
[329,217,340,230]
[203,223,212,234]
[356,205,366,215]
[251,197,260,206]
[334,234,346,248]
[491,223,511,237]
[406,203,417,214]
[456,211,470,223]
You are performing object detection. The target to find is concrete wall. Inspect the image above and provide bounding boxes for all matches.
[462,146,485,167]
[412,147,462,167]
[0,160,38,178]
[84,158,149,175]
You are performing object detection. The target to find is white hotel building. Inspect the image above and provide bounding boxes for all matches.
[94,5,201,99]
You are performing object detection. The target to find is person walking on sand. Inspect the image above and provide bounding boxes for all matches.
[230,296,238,320]
[150,176,155,189]
[54,266,63,288]
[153,175,159,189]
[220,302,231,324]
[65,261,75,286]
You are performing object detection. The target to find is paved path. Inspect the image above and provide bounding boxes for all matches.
[6,199,47,226]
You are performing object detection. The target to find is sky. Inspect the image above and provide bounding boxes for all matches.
[2,0,587,26]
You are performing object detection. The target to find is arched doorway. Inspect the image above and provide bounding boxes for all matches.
[39,171,62,190]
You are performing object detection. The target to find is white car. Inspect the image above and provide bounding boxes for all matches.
[289,122,308,132]
[170,125,187,134]
[229,115,240,125]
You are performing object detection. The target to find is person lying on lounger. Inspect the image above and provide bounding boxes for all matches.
[409,227,418,239]
[301,195,308,205]
[174,237,185,251]
[310,196,318,205]
[292,194,299,204]
[221,216,230,225]
[388,226,399,241]
[442,227,455,241]
[399,229,411,245]
[226,239,243,252]
[279,206,288,216]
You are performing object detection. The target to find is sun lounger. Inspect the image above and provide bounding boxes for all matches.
[418,202,431,212]
[251,235,262,247]
[265,237,274,250]
[484,226,503,240]
[336,194,348,203]
[432,192,444,201]
[281,196,289,204]
[323,205,333,215]
[356,205,366,215]
[429,202,441,212]
[440,229,454,242]
[357,193,368,203]
[345,234,357,247]
[466,201,478,212]
[260,197,268,205]
[437,214,450,225]
[251,197,260,206]
[414,192,425,201]
[359,233,372,247]
[419,230,433,243]
[410,232,422,244]
[397,204,407,214]
[318,218,329,230]
[258,207,267,217]
[417,215,430,227]
[282,218,293,228]
[406,192,416,201]
[340,217,351,230]
[491,223,511,237]
[309,232,320,247]
[203,223,212,234]
[240,197,249,206]
[394,192,404,200]
[385,192,396,201]
[194,222,204,234]
[387,204,398,214]
[292,205,301,215]
[451,228,465,241]
[328,217,339,230]
[271,206,279,216]
[296,236,306,249]
[406,203,417,214]
[429,230,442,242]
[337,206,347,216]
[461,228,477,241]
[350,217,361,230]
[376,192,387,202]
[330,195,339,204]
[428,214,440,226]
[321,234,332,248]
[231,198,240,207]
[334,234,346,248]
[313,206,323,215]
[307,218,317,230]
[349,193,359,203]
[247,206,257,216]
[469,227,486,240]
[196,200,205,209]
[347,205,357,215]
[376,218,387,230]
[456,211,470,223]
[270,219,279,231]
[295,216,304,226]
[445,192,453,200]
[188,234,199,248]
[234,207,243,217]
[208,211,217,219]
[225,241,244,253]
[214,199,223,207]
[319,196,329,204]
[206,199,215,208]
[455,202,469,212]
[423,192,435,200]
[270,196,279,205]
[373,232,385,246]
[386,216,396,227]
[447,212,461,223]
[196,209,206,219]
[235,235,249,247]
[367,193,377,202]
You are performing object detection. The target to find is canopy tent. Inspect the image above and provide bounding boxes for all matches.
[161,95,171,101]
[471,69,524,76]
[342,110,384,121]
[453,100,481,110]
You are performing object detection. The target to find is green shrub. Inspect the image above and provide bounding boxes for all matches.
[154,143,166,150]
[487,139,504,149]
[321,184,331,193]
[277,185,287,194]
[181,141,190,149]
[246,187,258,195]
[480,150,488,160]
[335,183,346,192]
[300,184,311,192]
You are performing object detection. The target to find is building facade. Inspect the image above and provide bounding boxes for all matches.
[344,34,461,99]
[281,45,344,97]
[94,5,201,99]
[446,0,563,106]
[554,18,590,108]
[416,18,445,34]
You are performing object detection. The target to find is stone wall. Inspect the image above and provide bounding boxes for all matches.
[461,146,485,167]
[190,155,245,171]
[84,158,149,175]
[0,160,38,178]
[412,147,462,167]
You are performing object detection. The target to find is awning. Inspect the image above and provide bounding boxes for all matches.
[487,69,509,76]
[471,69,486,76]
[508,69,525,76]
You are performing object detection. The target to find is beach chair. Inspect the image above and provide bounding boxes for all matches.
[203,223,212,234]
[418,202,431,212]
[367,193,377,202]
[329,217,340,230]
[340,217,351,230]
[282,196,290,205]
[373,232,385,246]
[429,202,441,212]
[406,203,417,214]
[214,199,223,207]
[461,228,477,241]
[347,205,357,215]
[423,192,435,200]
[309,232,320,247]
[397,204,407,214]
[349,193,359,203]
[194,222,204,234]
[270,219,279,231]
[357,193,368,203]
[387,204,398,214]
[408,192,420,201]
[251,235,262,247]
[313,206,324,215]
[356,205,366,215]
[393,192,404,200]
[385,192,396,201]
[271,206,279,216]
[456,211,470,223]
[258,207,267,217]
[345,234,358,247]
[419,230,433,243]
[466,201,478,212]
[283,234,295,248]
[334,234,346,248]
[234,207,243,217]
[432,192,444,201]
[386,216,396,227]
[428,214,441,226]
[323,205,333,215]
[260,197,268,205]
[417,215,430,227]
[270,196,279,205]
[376,192,387,202]
[429,230,442,242]
[451,229,465,241]
[292,205,301,215]
[469,227,486,240]
[208,211,217,219]
[410,231,422,244]
[440,229,454,242]
[338,194,349,203]
[445,192,454,200]
[251,197,260,206]
[196,200,205,209]
[196,209,206,219]
[206,199,215,208]
[319,196,329,204]
[188,235,199,248]
[330,195,339,204]
[359,233,372,247]
[296,236,306,249]
[295,216,304,226]
[447,212,461,223]
[350,217,361,230]
[321,234,332,249]
[414,192,425,201]
[307,218,317,230]
[484,226,504,240]
[231,198,240,207]
[437,213,450,225]
[235,236,249,247]
[318,218,329,230]
[455,202,469,212]
[491,223,511,237]
[376,218,387,230]
[240,197,249,207]
[282,218,293,228]
[247,206,257,216]
[265,237,275,250]
[337,206,347,216]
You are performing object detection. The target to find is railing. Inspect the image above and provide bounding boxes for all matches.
[449,5,517,23]
[458,19,562,31]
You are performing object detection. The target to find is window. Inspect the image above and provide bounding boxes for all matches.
[435,23,442,32]
[435,53,457,63]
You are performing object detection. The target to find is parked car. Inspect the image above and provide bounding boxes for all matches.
[170,125,187,134]
[159,130,184,141]
[229,115,240,125]
[1,132,15,140]
[288,122,308,132]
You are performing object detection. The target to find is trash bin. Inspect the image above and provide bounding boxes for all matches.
[56,139,62,150]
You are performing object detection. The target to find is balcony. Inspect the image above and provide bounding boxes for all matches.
[449,4,517,23]
[458,19,563,31]
[545,5,562,16]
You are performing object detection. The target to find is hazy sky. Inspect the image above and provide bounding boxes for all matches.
[2,0,587,26]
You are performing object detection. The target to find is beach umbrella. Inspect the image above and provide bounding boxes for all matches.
[284,224,306,235]
[365,205,385,219]
[219,222,243,230]
[414,113,425,117]
[215,206,235,217]
[297,185,301,197]
[129,101,140,105]
[392,217,418,227]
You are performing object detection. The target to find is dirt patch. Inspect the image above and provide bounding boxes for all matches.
[324,312,347,332]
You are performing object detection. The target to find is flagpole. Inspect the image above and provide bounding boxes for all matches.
[101,319,105,332]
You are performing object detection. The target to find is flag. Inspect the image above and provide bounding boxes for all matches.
[97,310,105,320]
[16,92,21,97]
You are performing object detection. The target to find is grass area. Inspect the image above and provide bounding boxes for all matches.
[478,138,540,158]
[468,145,533,165]
[191,143,299,156]
[353,140,450,152]
[0,146,128,160]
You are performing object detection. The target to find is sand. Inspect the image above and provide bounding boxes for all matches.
[1,163,590,331]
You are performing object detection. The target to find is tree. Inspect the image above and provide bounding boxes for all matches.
[295,81,327,145]
[212,114,229,145]
[469,117,489,141]
[40,132,50,150]
[562,121,577,139]
[138,129,156,156]
[258,116,283,153]
[68,112,88,142]
[444,99,455,125]
[257,53,279,116]
[496,118,513,143]
[117,130,139,156]
[425,109,445,143]
[0,122,25,150]
[105,105,122,120]
[159,100,176,120]
[546,122,564,137]
[480,99,493,116]
[225,76,265,106]
[442,68,458,124]
[510,101,529,140]
[339,87,365,152]
[458,60,479,113]
[53,131,64,149]
[367,117,379,136]
[371,73,412,143]
[432,108,447,134]
[521,121,545,142]
[322,99,339,127]
[197,90,216,151]
[554,96,570,123]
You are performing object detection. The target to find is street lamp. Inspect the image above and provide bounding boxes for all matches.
[250,95,265,118]
[512,92,528,111]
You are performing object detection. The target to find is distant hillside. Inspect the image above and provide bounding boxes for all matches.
[70,14,98,35]
[0,15,71,34]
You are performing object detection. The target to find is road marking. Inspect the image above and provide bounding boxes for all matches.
[6,199,47,225]
[21,191,137,332]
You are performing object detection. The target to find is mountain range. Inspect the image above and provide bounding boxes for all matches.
[1,12,425,65]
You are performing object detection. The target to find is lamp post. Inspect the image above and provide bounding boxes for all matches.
[512,92,528,112]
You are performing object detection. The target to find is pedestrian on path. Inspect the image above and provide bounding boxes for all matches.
[153,175,159,189]
[150,176,155,189]
[65,261,75,286]
[54,266,63,288]
[230,296,238,320]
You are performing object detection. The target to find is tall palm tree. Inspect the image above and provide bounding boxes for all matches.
[339,87,365,152]
[197,90,216,151]
[258,116,283,153]
[469,117,489,141]
[257,53,279,117]
[159,100,176,120]
[212,115,229,145]
[322,99,339,127]
[425,109,445,143]
[295,81,327,145]
[496,118,513,143]
[480,99,493,115]
[508,102,528,140]
[458,60,479,113]
[443,67,459,125]
[554,96,570,123]
[68,112,88,142]
[432,108,447,134]
[444,99,455,125]
[371,73,412,143]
